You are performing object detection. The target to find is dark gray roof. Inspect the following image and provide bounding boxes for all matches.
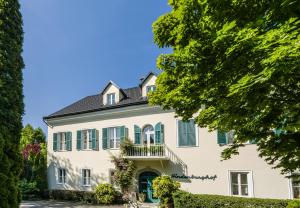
[44,86,148,119]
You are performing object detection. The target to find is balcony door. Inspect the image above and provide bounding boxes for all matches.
[143,125,154,146]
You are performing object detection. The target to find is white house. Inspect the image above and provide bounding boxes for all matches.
[44,72,300,203]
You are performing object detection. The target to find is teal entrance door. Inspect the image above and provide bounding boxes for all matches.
[139,171,159,203]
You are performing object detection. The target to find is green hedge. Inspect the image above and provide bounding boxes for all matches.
[49,189,123,204]
[173,190,290,208]
[49,190,97,204]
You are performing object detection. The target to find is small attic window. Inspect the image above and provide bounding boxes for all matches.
[107,93,116,105]
[146,85,156,94]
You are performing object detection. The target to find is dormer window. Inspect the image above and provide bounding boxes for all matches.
[146,85,156,94]
[107,93,116,105]
[140,72,157,97]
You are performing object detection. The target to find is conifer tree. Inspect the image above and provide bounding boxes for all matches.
[0,0,24,207]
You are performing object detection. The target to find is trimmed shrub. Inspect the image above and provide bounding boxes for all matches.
[95,183,117,204]
[287,200,300,208]
[49,189,122,204]
[49,190,96,204]
[173,190,289,208]
[153,176,180,207]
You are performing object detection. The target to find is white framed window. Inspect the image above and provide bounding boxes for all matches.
[82,130,92,150]
[53,132,72,152]
[82,169,91,186]
[57,168,66,184]
[57,132,66,151]
[229,171,253,197]
[290,174,300,199]
[107,93,116,105]
[108,127,121,149]
[146,85,156,94]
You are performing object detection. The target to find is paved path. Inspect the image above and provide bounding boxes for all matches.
[20,200,123,208]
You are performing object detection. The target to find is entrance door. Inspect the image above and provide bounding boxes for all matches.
[138,171,159,203]
[143,125,155,146]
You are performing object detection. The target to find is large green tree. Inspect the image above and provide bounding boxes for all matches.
[150,0,300,174]
[0,0,24,207]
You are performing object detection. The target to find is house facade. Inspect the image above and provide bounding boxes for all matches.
[44,72,300,203]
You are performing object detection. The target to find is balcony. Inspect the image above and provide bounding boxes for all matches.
[123,144,172,160]
[123,144,188,174]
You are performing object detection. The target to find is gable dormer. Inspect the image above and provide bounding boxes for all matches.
[101,81,126,105]
[140,72,157,97]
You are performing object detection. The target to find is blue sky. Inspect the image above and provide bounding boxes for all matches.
[20,0,171,133]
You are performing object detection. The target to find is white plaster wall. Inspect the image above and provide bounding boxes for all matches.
[46,105,290,199]
[102,83,123,105]
[141,75,157,97]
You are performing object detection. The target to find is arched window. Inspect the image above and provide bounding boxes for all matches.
[142,125,154,145]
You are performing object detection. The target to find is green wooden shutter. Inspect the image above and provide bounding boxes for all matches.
[120,126,126,143]
[178,120,186,146]
[102,128,108,150]
[187,120,196,146]
[217,130,227,145]
[91,129,97,150]
[161,124,164,144]
[134,125,141,144]
[53,133,58,151]
[77,130,82,150]
[66,132,72,151]
[155,122,164,144]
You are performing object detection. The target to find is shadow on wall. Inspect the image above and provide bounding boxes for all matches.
[48,152,107,191]
[168,160,191,183]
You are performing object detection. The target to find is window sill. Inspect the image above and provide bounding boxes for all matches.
[82,184,91,187]
[54,150,71,152]
[176,145,198,148]
[230,194,252,198]
[219,143,255,146]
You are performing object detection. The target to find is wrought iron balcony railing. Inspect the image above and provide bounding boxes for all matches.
[123,144,166,158]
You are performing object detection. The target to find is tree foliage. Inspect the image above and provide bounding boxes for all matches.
[0,0,24,207]
[20,124,47,198]
[151,0,300,174]
[20,124,46,150]
[153,176,180,207]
